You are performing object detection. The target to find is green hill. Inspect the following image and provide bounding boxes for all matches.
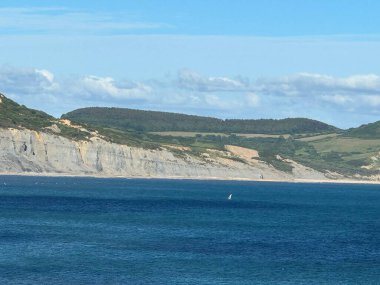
[0,93,88,140]
[0,93,54,130]
[345,121,380,138]
[62,107,339,134]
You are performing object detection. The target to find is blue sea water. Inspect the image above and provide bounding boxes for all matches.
[0,176,379,284]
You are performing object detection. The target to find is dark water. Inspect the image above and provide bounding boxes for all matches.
[0,176,379,284]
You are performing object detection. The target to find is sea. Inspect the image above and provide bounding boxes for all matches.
[0,176,379,285]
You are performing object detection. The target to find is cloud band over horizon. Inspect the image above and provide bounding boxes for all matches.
[1,65,380,129]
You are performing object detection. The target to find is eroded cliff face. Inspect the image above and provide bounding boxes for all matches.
[0,128,328,181]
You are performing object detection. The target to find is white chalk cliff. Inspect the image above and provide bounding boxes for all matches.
[0,127,330,181]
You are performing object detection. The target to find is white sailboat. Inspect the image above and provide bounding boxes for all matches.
[228,193,232,200]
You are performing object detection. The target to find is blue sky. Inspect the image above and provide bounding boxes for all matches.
[1,0,379,36]
[1,1,380,128]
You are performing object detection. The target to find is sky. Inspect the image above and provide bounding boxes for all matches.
[1,0,380,128]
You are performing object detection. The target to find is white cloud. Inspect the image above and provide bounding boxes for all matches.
[0,66,153,102]
[177,69,247,92]
[0,66,59,94]
[35,69,55,83]
[176,70,380,101]
[256,73,380,97]
[175,70,380,113]
[3,65,380,128]
[75,76,152,100]
[0,66,157,117]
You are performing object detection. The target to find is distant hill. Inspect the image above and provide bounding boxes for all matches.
[62,107,340,134]
[345,121,380,138]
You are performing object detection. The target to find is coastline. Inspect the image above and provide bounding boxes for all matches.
[1,171,379,185]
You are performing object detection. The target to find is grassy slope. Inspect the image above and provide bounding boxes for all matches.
[0,94,54,130]
[294,135,378,175]
[0,94,89,140]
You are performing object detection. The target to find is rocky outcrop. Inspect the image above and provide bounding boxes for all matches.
[0,128,329,181]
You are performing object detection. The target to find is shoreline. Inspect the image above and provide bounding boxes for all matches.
[0,171,379,185]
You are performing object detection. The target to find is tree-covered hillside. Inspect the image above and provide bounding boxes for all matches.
[345,121,380,138]
[62,107,339,134]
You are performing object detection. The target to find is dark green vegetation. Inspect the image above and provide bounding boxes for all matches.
[0,94,88,140]
[345,121,380,138]
[0,94,54,130]
[2,93,380,177]
[62,107,339,134]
